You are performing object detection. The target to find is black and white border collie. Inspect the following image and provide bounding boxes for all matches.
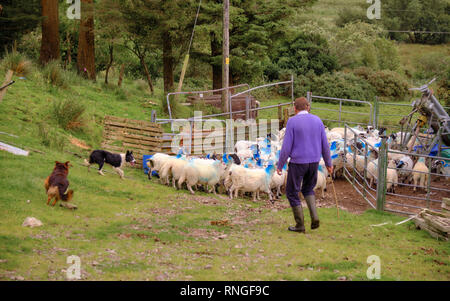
[84,150,136,179]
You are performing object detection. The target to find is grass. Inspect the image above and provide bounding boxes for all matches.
[0,0,449,280]
[0,70,449,280]
[0,148,449,281]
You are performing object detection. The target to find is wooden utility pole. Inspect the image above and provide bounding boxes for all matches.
[222,0,230,114]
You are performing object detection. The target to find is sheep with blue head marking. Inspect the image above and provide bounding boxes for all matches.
[178,156,232,195]
[147,153,171,181]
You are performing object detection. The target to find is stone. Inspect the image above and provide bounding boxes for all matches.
[22,217,43,228]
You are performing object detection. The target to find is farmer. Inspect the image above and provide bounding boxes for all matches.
[277,97,333,233]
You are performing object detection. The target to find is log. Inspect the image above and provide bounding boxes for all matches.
[414,217,448,241]
[420,212,450,233]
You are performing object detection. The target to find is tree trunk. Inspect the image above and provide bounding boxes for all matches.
[105,45,114,84]
[39,0,60,65]
[117,63,125,87]
[140,57,154,93]
[162,33,174,96]
[64,31,72,69]
[211,32,222,93]
[77,0,96,80]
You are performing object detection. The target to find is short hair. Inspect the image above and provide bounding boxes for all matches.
[294,97,309,111]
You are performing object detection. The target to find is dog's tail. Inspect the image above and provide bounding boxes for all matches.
[61,189,74,202]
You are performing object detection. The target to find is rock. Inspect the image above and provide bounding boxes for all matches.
[11,276,24,281]
[204,264,212,270]
[92,261,99,266]
[22,217,43,228]
[26,200,30,204]
[218,234,227,239]
[338,276,347,281]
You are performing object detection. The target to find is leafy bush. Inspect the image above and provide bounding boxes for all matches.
[336,7,369,27]
[353,67,410,100]
[52,98,86,130]
[267,32,339,80]
[293,71,376,104]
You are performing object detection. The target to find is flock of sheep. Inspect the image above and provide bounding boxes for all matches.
[146,125,446,202]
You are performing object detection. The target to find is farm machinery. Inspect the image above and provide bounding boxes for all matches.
[397,78,450,161]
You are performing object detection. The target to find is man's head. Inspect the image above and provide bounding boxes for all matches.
[294,97,310,114]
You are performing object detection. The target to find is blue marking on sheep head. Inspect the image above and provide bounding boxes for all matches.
[375,141,381,148]
[206,154,210,159]
[265,163,275,175]
[222,154,229,164]
[256,158,263,167]
[244,164,249,168]
[330,141,337,151]
[347,146,353,154]
[396,160,405,169]
[331,153,338,160]
[418,157,425,163]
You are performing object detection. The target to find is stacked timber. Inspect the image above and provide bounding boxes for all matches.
[442,198,450,213]
[413,206,450,241]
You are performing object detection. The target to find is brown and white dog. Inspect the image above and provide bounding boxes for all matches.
[44,161,74,206]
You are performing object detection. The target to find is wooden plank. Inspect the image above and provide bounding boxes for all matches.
[104,122,163,136]
[104,129,162,141]
[103,133,162,146]
[103,128,162,140]
[105,115,162,129]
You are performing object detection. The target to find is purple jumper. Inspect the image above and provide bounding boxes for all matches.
[277,113,332,207]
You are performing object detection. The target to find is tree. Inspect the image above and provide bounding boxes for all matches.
[0,0,40,56]
[382,0,450,44]
[96,0,123,84]
[39,0,60,65]
[77,0,96,80]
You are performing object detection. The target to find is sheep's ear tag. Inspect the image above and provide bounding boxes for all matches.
[330,141,337,151]
[331,153,338,160]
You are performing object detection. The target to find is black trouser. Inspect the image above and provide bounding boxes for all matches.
[286,162,319,207]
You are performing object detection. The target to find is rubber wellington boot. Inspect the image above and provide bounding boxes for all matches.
[305,195,320,229]
[288,205,306,233]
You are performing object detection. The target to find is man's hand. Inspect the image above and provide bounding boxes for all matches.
[277,168,283,176]
[326,166,333,175]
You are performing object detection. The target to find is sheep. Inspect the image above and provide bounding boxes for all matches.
[314,166,327,199]
[228,164,276,202]
[412,157,429,192]
[270,167,287,198]
[396,155,414,183]
[178,156,231,195]
[159,156,188,189]
[147,153,171,182]
[386,160,398,193]
[367,158,378,187]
